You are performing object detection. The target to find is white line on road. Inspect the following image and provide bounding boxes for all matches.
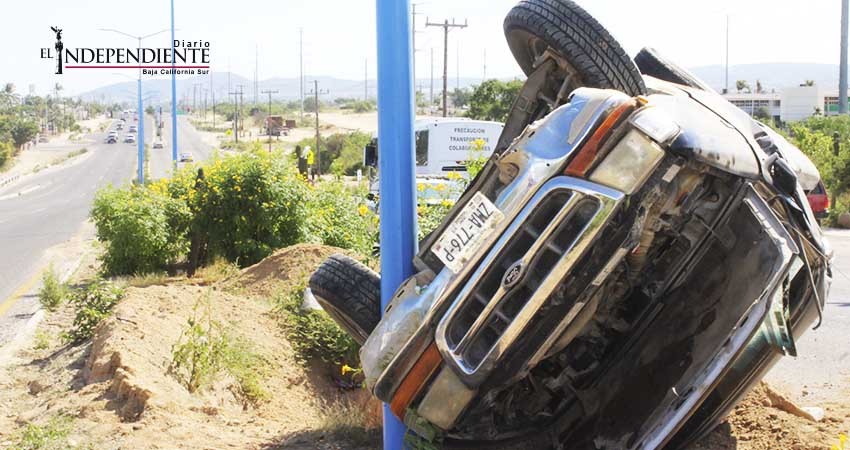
[0,184,42,201]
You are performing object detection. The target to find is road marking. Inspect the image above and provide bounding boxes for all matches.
[0,184,42,201]
[0,269,42,319]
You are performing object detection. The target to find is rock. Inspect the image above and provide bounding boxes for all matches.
[27,380,46,395]
[838,212,850,229]
[801,406,825,422]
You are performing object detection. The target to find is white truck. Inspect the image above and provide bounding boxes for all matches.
[364,118,505,178]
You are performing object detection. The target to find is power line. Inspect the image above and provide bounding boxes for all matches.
[426,17,467,117]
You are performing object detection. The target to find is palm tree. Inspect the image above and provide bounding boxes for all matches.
[736,80,751,93]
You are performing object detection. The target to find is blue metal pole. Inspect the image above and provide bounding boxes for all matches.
[170,0,178,164]
[376,0,416,447]
[137,77,144,183]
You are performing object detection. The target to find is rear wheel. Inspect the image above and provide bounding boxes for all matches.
[504,0,646,96]
[309,254,381,346]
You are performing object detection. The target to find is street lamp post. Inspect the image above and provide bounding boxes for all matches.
[99,27,170,184]
[171,0,179,165]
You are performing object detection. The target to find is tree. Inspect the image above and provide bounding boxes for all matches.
[466,79,524,123]
[736,80,750,93]
[8,117,39,148]
[753,106,772,122]
[450,88,472,109]
[755,80,764,94]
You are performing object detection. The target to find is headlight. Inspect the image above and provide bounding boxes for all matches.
[589,129,665,194]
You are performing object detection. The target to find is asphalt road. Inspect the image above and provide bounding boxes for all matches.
[0,123,135,344]
[0,115,214,346]
[149,115,214,180]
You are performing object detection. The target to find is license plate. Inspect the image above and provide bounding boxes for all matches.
[433,192,504,273]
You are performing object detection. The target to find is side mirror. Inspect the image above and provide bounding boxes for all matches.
[363,142,378,168]
[771,158,798,197]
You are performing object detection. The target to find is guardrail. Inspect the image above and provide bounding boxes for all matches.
[0,174,21,188]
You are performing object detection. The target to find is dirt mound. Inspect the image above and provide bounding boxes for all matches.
[691,382,850,450]
[230,244,354,297]
[0,283,379,449]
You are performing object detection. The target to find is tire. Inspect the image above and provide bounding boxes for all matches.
[309,254,381,346]
[634,47,713,91]
[504,0,646,96]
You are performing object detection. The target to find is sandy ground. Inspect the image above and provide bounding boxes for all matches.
[0,116,110,181]
[0,244,380,450]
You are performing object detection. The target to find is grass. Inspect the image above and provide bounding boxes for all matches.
[38,265,67,312]
[32,330,51,351]
[317,398,380,448]
[169,295,269,405]
[195,257,241,284]
[123,272,170,288]
[273,283,359,368]
[9,415,76,450]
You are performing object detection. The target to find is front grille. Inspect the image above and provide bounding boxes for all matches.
[435,177,623,385]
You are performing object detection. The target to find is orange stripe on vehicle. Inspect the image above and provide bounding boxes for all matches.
[390,343,443,419]
[565,100,637,178]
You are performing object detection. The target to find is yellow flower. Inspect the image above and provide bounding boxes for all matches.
[341,364,356,375]
[441,199,453,208]
[447,171,462,181]
[417,183,425,192]
[358,204,369,216]
[434,184,446,192]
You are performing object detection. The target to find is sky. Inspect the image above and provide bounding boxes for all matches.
[0,0,843,96]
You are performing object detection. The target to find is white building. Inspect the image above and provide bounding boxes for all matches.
[723,86,848,123]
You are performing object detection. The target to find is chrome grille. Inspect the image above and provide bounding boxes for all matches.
[435,177,624,385]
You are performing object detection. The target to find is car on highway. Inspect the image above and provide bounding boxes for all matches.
[116,123,124,131]
[38,135,48,143]
[124,134,136,144]
[179,152,193,162]
[128,125,137,133]
[106,135,117,144]
[807,181,830,223]
[152,140,164,149]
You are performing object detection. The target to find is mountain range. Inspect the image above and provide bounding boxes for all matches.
[78,63,842,105]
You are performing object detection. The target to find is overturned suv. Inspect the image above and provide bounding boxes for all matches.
[310,0,832,448]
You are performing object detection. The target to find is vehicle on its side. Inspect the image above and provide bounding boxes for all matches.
[124,134,136,144]
[807,181,829,223]
[363,118,505,178]
[179,152,193,162]
[152,140,164,149]
[310,1,832,449]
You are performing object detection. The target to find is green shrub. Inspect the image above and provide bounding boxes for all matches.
[0,140,13,168]
[38,265,67,311]
[10,415,75,450]
[65,280,124,344]
[91,184,190,276]
[306,182,376,255]
[275,284,359,367]
[170,296,268,403]
[186,150,309,266]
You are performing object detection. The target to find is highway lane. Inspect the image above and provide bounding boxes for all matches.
[0,121,136,344]
[149,115,215,180]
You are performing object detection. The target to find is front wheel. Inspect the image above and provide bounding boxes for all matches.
[504,0,647,97]
[309,254,382,346]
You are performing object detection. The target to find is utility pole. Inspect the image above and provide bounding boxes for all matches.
[426,18,467,117]
[228,85,243,143]
[309,80,329,175]
[365,58,369,101]
[456,41,460,91]
[724,15,730,94]
[483,48,487,82]
[254,44,259,105]
[841,0,849,114]
[412,3,423,94]
[261,89,279,152]
[430,48,435,112]
[299,28,305,121]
